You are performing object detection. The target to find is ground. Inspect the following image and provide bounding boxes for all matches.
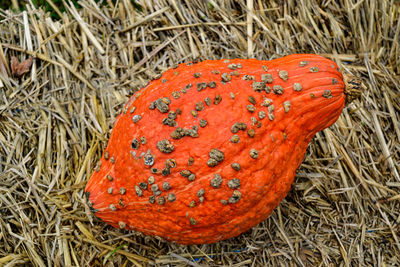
[0,0,399,266]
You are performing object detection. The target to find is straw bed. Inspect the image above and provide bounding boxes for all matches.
[0,0,399,266]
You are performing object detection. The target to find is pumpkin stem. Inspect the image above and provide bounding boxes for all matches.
[343,73,362,104]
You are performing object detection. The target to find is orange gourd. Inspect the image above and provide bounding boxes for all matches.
[85,54,352,244]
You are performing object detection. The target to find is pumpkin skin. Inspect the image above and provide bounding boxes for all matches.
[85,54,345,244]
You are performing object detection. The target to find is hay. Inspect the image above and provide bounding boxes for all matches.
[0,0,399,266]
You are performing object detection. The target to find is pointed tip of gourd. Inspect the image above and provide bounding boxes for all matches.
[343,73,362,104]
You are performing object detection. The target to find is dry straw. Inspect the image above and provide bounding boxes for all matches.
[0,0,399,266]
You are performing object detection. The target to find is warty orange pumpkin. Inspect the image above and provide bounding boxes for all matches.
[85,54,359,244]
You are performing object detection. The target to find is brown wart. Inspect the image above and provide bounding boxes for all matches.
[228,190,242,204]
[132,115,142,123]
[119,188,126,195]
[135,185,143,197]
[139,182,148,190]
[148,176,155,184]
[208,81,217,88]
[199,119,208,127]
[230,70,239,77]
[283,101,291,113]
[247,129,255,138]
[188,173,196,181]
[131,139,140,149]
[189,200,196,208]
[278,70,289,81]
[104,151,109,160]
[161,168,171,176]
[189,217,197,225]
[261,97,273,107]
[180,169,191,177]
[153,98,170,113]
[140,137,147,144]
[193,72,202,78]
[248,96,256,104]
[188,157,194,166]
[197,82,208,91]
[157,139,175,153]
[272,85,284,95]
[151,184,159,193]
[214,95,222,104]
[143,153,154,166]
[261,73,273,83]
[197,188,205,197]
[293,83,303,92]
[221,73,232,82]
[106,174,113,181]
[228,63,238,70]
[119,221,126,229]
[228,178,240,189]
[167,193,176,202]
[195,102,205,111]
[231,122,247,133]
[246,105,256,113]
[258,111,266,120]
[231,162,241,171]
[242,74,255,81]
[165,158,176,168]
[172,91,181,99]
[310,66,319,73]
[204,97,212,106]
[207,148,225,167]
[162,117,177,127]
[249,149,259,159]
[211,173,223,188]
[158,196,166,205]
[322,90,333,98]
[230,135,240,143]
[252,81,266,92]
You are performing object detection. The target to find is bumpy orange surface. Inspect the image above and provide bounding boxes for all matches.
[85,54,345,244]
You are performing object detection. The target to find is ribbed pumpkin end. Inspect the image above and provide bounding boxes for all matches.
[343,73,362,104]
